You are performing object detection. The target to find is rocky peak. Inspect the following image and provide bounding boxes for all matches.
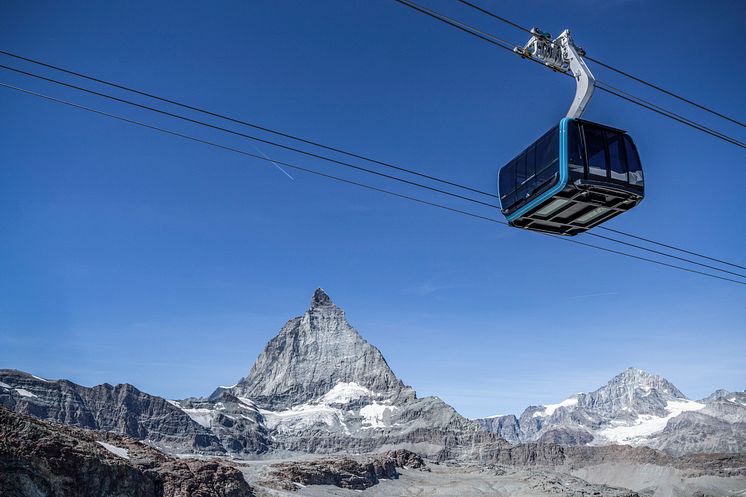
[310,287,334,308]
[600,367,685,399]
[228,289,411,410]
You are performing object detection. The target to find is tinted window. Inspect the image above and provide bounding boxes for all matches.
[533,128,558,191]
[525,145,536,187]
[624,135,644,186]
[567,121,585,174]
[499,161,515,206]
[514,153,528,200]
[607,130,627,181]
[498,125,561,211]
[585,126,607,178]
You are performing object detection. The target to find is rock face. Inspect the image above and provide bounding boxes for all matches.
[0,370,224,455]
[255,449,427,491]
[0,406,254,497]
[476,368,746,456]
[649,390,746,455]
[478,415,521,444]
[227,288,412,410]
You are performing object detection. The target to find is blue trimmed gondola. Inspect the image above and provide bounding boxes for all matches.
[498,118,644,236]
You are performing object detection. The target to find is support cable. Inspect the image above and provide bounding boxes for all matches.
[0,49,495,199]
[3,80,745,286]
[395,0,746,149]
[3,60,744,277]
[454,0,746,129]
[0,63,499,210]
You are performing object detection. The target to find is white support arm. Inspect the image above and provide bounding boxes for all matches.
[514,28,595,119]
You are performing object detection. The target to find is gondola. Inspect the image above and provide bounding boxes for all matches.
[498,118,644,236]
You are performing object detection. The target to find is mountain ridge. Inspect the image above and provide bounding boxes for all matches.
[2,290,743,460]
[477,367,746,455]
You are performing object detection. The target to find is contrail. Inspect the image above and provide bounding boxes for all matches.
[249,143,294,180]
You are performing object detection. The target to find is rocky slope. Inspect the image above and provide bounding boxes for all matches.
[0,406,254,497]
[477,368,746,456]
[0,369,224,455]
[253,450,427,491]
[649,390,746,455]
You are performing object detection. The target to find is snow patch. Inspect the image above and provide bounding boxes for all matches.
[261,403,349,433]
[32,375,50,382]
[360,402,398,428]
[533,396,578,418]
[319,382,374,405]
[219,383,237,389]
[595,399,705,445]
[166,400,181,408]
[15,388,37,398]
[237,396,258,409]
[181,408,214,428]
[0,381,11,389]
[97,441,130,459]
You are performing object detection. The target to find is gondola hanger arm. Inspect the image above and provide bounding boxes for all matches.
[514,28,596,119]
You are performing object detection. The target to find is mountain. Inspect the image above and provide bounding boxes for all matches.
[224,288,413,410]
[0,369,224,455]
[477,368,746,456]
[173,288,505,459]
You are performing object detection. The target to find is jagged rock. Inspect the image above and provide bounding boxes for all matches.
[0,369,225,454]
[175,392,270,455]
[385,448,428,469]
[0,370,224,455]
[648,392,746,456]
[0,406,254,497]
[255,449,426,491]
[478,414,521,443]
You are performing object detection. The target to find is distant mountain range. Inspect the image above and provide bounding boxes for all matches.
[1,289,743,461]
[0,289,501,460]
[477,367,746,456]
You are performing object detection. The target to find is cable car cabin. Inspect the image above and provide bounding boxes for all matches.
[498,118,644,236]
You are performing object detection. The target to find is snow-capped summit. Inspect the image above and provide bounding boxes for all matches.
[578,367,686,419]
[476,367,732,454]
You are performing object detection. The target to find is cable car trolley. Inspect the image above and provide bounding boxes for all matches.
[498,29,644,236]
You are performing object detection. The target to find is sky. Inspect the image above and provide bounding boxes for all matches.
[0,0,744,419]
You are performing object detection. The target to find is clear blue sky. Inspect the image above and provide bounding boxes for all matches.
[0,0,744,419]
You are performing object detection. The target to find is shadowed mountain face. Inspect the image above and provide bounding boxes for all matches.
[226,289,412,410]
[0,370,224,455]
[0,407,254,497]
